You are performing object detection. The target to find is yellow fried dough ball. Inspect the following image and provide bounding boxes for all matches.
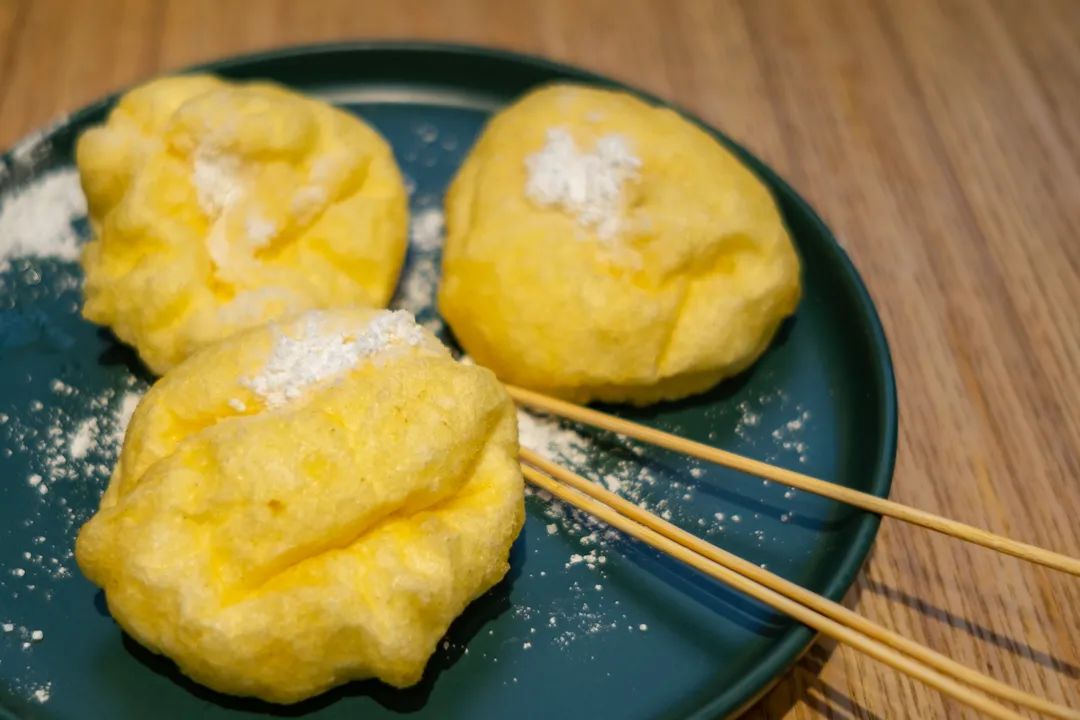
[439,84,801,405]
[76,308,524,703]
[77,75,408,374]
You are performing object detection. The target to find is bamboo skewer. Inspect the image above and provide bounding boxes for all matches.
[519,462,1031,720]
[507,385,1080,577]
[521,449,1079,720]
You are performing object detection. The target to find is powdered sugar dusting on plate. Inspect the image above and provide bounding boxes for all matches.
[1,372,148,703]
[393,207,444,321]
[391,200,446,336]
[409,206,444,252]
[0,169,87,275]
[513,408,703,647]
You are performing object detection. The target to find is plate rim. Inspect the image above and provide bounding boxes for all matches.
[0,40,898,720]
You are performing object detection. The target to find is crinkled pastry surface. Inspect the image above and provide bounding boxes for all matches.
[77,75,408,373]
[76,308,524,703]
[439,84,801,405]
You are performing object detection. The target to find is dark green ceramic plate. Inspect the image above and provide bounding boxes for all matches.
[0,43,896,720]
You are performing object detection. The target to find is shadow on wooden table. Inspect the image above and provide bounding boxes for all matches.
[748,639,885,720]
[741,546,884,720]
[860,579,1080,678]
[740,540,1080,718]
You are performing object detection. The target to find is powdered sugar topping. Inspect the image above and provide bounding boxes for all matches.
[241,310,426,407]
[244,213,277,247]
[525,127,641,241]
[192,149,242,216]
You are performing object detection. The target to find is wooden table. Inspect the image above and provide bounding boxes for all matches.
[2,1,1077,717]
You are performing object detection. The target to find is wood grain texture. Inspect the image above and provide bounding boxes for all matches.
[1,0,1077,717]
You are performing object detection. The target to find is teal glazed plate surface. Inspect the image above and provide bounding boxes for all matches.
[0,43,896,720]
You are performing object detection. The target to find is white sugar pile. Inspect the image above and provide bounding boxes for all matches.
[193,150,288,259]
[0,168,86,273]
[68,418,98,460]
[525,127,640,240]
[242,310,425,407]
[192,149,242,215]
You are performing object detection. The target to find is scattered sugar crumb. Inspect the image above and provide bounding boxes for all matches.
[392,207,445,319]
[68,417,98,459]
[415,123,438,144]
[113,392,140,438]
[394,256,438,316]
[409,207,444,251]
